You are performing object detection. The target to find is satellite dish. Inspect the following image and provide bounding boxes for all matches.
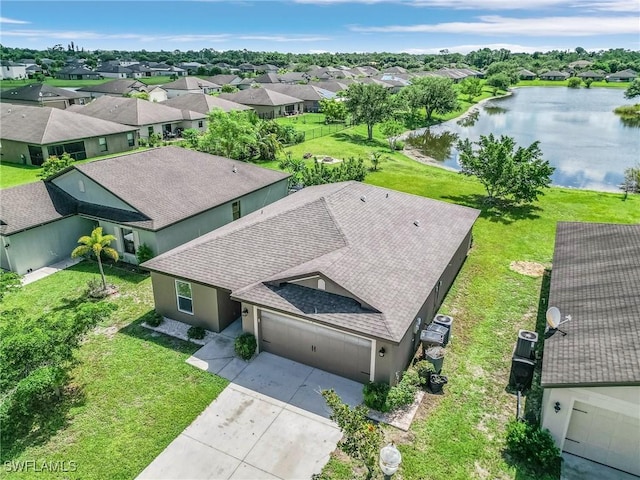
[546,307,561,329]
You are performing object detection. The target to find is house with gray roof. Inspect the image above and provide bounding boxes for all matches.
[219,88,304,119]
[0,146,290,275]
[540,222,640,476]
[577,70,605,81]
[96,64,134,79]
[161,76,221,98]
[517,69,537,81]
[207,74,242,86]
[77,79,149,99]
[539,70,570,81]
[142,181,479,384]
[55,65,101,80]
[0,60,27,80]
[607,69,637,82]
[253,84,335,112]
[0,83,91,109]
[161,93,252,114]
[0,104,138,166]
[70,95,206,139]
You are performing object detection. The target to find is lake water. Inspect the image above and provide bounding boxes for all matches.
[407,87,639,192]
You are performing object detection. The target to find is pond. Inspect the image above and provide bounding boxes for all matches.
[407,87,640,192]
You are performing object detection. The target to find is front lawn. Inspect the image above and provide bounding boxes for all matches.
[0,261,227,479]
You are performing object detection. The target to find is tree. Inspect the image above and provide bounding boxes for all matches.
[321,389,382,480]
[567,77,582,88]
[38,153,73,179]
[621,163,640,198]
[486,73,511,95]
[624,79,640,99]
[402,76,458,122]
[584,78,594,89]
[379,119,405,150]
[457,134,554,205]
[71,227,119,291]
[343,83,393,140]
[459,76,483,102]
[368,151,387,171]
[198,109,258,161]
[319,98,347,123]
[220,84,238,93]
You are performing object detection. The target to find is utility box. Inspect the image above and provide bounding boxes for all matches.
[509,355,536,392]
[515,330,538,360]
[420,328,445,348]
[433,314,453,346]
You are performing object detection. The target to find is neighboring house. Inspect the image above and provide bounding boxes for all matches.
[0,83,91,109]
[307,80,352,93]
[254,72,281,84]
[0,61,27,80]
[77,79,149,99]
[147,86,168,103]
[219,88,304,119]
[128,63,154,78]
[517,69,537,81]
[96,64,134,79]
[161,93,253,114]
[238,63,258,74]
[257,64,279,73]
[607,69,637,82]
[25,64,43,78]
[577,70,605,81]
[539,71,570,81]
[253,84,335,112]
[161,77,221,98]
[433,67,482,82]
[207,74,242,87]
[69,96,206,138]
[178,62,204,75]
[0,147,290,275]
[278,72,310,84]
[0,104,137,166]
[383,66,408,74]
[567,60,593,69]
[540,222,640,477]
[142,181,480,384]
[55,65,102,80]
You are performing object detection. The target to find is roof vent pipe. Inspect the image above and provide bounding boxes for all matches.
[360,195,366,202]
[414,220,420,227]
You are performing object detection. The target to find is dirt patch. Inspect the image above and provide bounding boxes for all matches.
[93,325,119,339]
[315,155,342,164]
[509,261,546,277]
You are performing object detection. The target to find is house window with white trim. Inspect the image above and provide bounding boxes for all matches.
[98,137,108,152]
[121,228,136,255]
[175,280,193,314]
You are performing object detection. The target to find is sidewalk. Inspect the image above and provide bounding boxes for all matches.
[21,257,82,285]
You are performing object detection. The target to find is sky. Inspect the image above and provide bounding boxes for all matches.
[0,0,638,54]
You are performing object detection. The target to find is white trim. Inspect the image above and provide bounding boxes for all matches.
[369,339,376,382]
[253,305,260,353]
[175,279,194,315]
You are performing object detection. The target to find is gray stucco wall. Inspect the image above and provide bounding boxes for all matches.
[97,220,158,265]
[53,170,136,212]
[81,132,136,159]
[0,140,31,165]
[1,216,96,274]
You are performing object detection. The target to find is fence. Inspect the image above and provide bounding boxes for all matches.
[302,122,353,141]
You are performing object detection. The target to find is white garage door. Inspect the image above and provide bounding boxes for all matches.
[260,311,371,383]
[564,401,640,476]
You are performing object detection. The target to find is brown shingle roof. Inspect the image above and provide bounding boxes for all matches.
[161,93,252,113]
[219,88,303,107]
[143,182,480,341]
[541,222,640,387]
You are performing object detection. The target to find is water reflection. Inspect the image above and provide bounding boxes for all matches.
[483,105,508,115]
[618,115,640,128]
[457,109,479,127]
[406,130,459,162]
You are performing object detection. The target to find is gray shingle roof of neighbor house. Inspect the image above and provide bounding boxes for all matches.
[161,93,252,113]
[69,95,205,126]
[0,82,86,102]
[608,69,637,79]
[161,77,221,90]
[77,79,148,95]
[540,70,570,78]
[254,83,336,101]
[219,88,304,107]
[0,104,137,145]
[96,65,133,74]
[541,222,640,388]
[63,146,290,231]
[206,74,242,85]
[577,70,604,78]
[143,181,480,342]
[0,181,78,235]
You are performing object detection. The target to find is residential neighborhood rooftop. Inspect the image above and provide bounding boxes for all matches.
[219,87,304,106]
[161,93,252,113]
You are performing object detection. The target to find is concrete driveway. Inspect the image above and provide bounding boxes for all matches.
[137,351,363,480]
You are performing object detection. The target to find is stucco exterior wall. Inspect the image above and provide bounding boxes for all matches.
[0,140,31,164]
[53,170,137,212]
[1,216,96,274]
[97,220,158,265]
[541,385,640,450]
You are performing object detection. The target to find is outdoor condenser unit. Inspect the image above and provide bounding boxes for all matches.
[509,355,536,392]
[515,330,538,360]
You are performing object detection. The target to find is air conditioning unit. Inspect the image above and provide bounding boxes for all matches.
[509,355,536,392]
[515,330,538,360]
[433,314,453,345]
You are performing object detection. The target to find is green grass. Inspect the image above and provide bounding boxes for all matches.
[0,78,111,89]
[0,148,151,189]
[0,261,228,479]
[139,76,175,85]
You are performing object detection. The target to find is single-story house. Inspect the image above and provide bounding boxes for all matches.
[77,79,149,99]
[55,66,102,81]
[0,104,138,165]
[518,69,537,81]
[383,66,408,75]
[147,86,168,103]
[606,69,637,82]
[0,83,91,109]
[539,71,570,81]
[206,74,242,87]
[254,72,280,84]
[69,96,206,138]
[307,80,352,93]
[219,88,304,119]
[577,70,605,81]
[161,77,221,98]
[0,61,27,80]
[142,181,480,384]
[238,63,258,74]
[0,147,290,275]
[25,64,44,78]
[278,72,310,84]
[567,60,593,70]
[541,222,640,477]
[96,64,134,79]
[161,93,252,114]
[253,84,335,112]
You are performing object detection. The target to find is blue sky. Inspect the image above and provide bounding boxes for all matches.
[1,0,638,54]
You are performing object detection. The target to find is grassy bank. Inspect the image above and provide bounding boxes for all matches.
[0,262,227,479]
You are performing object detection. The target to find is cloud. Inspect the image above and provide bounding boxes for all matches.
[350,15,639,36]
[0,17,30,24]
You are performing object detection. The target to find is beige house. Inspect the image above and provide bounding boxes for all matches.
[162,77,221,98]
[0,83,91,110]
[77,79,149,99]
[161,93,252,114]
[143,182,480,385]
[219,88,304,119]
[541,222,640,476]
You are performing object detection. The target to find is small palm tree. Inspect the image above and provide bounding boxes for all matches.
[71,227,119,290]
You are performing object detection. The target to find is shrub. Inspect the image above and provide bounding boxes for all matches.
[136,243,155,264]
[146,312,163,327]
[362,381,390,411]
[506,419,561,476]
[138,137,148,147]
[0,271,21,301]
[38,153,73,179]
[567,77,582,88]
[234,332,257,360]
[394,140,405,151]
[413,360,433,387]
[385,369,419,411]
[187,326,206,340]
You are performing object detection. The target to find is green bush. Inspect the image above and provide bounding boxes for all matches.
[187,326,206,340]
[386,369,420,411]
[363,382,390,411]
[234,332,257,360]
[413,360,433,387]
[567,77,582,88]
[394,140,405,151]
[138,137,148,147]
[136,243,155,264]
[506,420,561,476]
[146,312,163,327]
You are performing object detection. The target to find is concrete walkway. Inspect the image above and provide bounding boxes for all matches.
[138,350,363,480]
[561,453,639,480]
[21,257,82,285]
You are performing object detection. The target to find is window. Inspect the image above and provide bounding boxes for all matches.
[148,126,154,137]
[318,279,326,290]
[78,179,85,193]
[121,228,136,255]
[232,201,241,220]
[98,137,108,152]
[127,132,135,147]
[175,280,193,314]
[198,120,204,128]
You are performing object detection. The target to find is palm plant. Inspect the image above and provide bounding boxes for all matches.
[71,227,119,290]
